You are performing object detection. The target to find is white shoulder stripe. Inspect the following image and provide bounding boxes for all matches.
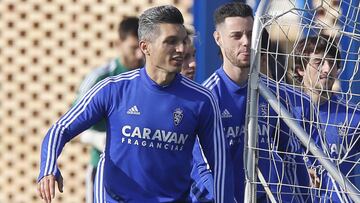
[202,72,220,89]
[61,69,140,126]
[207,77,220,91]
[202,71,218,85]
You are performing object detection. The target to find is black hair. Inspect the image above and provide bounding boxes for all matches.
[138,5,184,41]
[118,16,139,41]
[294,34,341,81]
[214,2,253,26]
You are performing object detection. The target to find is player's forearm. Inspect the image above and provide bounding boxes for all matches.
[38,124,67,182]
[39,83,108,181]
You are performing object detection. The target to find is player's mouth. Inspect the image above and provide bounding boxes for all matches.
[170,56,184,66]
[239,50,250,57]
[239,52,250,61]
[319,75,330,80]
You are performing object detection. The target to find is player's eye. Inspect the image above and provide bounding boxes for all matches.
[311,59,322,66]
[231,33,243,39]
[164,37,177,45]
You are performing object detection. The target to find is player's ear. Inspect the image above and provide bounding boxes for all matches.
[139,40,150,56]
[295,64,305,77]
[213,30,222,47]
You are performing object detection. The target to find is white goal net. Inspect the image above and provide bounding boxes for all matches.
[245,0,360,202]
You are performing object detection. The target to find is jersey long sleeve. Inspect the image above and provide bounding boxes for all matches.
[39,68,232,203]
[75,58,129,165]
[38,71,124,182]
[190,139,214,202]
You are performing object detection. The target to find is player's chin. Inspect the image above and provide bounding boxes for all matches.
[236,61,250,69]
[169,63,183,72]
[238,54,250,62]
[185,73,195,80]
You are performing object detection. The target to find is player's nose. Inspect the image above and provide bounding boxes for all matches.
[322,60,331,74]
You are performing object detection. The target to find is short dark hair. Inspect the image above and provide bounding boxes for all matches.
[118,16,139,41]
[294,34,341,70]
[214,2,253,26]
[138,5,184,41]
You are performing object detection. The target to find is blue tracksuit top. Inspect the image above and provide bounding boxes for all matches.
[312,94,360,203]
[192,67,307,203]
[38,68,233,203]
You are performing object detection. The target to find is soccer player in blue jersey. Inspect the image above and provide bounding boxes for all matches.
[37,5,233,203]
[93,25,199,203]
[192,2,308,203]
[294,35,360,202]
[76,16,143,203]
[180,26,196,80]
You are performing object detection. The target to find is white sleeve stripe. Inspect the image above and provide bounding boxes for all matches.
[94,155,105,203]
[181,78,226,203]
[196,137,211,170]
[201,74,226,202]
[182,79,223,203]
[43,70,140,176]
[44,123,67,176]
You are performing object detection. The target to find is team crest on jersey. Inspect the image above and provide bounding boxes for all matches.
[173,108,184,126]
[259,102,268,117]
[337,122,347,137]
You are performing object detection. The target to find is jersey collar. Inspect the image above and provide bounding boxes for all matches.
[218,67,247,93]
[140,67,181,92]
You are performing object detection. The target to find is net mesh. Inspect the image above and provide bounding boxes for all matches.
[249,0,360,202]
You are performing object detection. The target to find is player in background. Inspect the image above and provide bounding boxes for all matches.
[294,35,360,203]
[207,3,303,201]
[76,16,143,203]
[37,5,233,203]
[191,2,309,202]
[180,26,196,80]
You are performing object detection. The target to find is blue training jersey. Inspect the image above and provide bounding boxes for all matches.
[192,67,306,203]
[38,68,233,203]
[312,94,360,203]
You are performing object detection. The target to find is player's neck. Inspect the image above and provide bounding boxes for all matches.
[118,54,132,70]
[306,88,332,104]
[145,65,176,86]
[223,61,249,86]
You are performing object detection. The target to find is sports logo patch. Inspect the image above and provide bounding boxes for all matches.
[337,122,347,137]
[259,102,268,117]
[173,108,183,126]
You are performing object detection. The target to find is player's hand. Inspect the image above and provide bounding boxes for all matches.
[308,168,320,188]
[37,174,63,203]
